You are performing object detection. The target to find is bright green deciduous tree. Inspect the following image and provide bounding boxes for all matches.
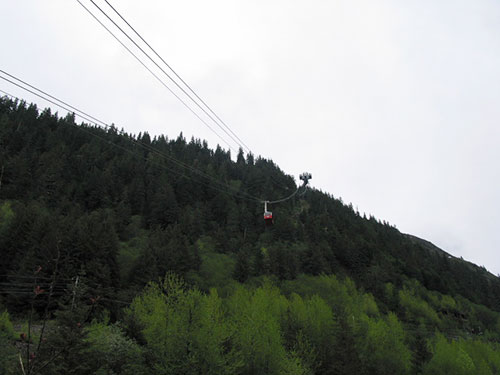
[228,283,307,375]
[357,312,412,375]
[285,293,336,373]
[128,273,240,375]
[423,335,475,375]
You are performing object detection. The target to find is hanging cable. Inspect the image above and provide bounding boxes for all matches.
[74,0,236,153]
[0,86,256,202]
[77,0,248,154]
[0,73,215,189]
[1,70,311,206]
[101,0,252,154]
[2,83,306,208]
[266,172,311,204]
[0,74,262,202]
[0,69,106,128]
[267,186,301,204]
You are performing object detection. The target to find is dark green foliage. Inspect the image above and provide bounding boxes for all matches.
[1,97,500,374]
[0,310,16,374]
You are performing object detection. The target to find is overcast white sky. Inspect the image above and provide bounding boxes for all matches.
[2,0,499,275]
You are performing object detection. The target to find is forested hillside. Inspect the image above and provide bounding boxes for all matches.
[1,96,500,374]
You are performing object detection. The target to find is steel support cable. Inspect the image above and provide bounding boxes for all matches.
[80,0,245,154]
[0,78,116,131]
[108,131,252,198]
[88,0,248,154]
[265,178,311,204]
[0,86,245,202]
[266,186,301,204]
[75,0,236,153]
[0,72,245,195]
[1,84,289,204]
[0,85,261,202]
[1,82,296,206]
[101,0,252,154]
[133,141,262,202]
[0,69,107,128]
[0,90,258,204]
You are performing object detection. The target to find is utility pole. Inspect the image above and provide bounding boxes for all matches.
[36,247,61,354]
[0,165,4,191]
[71,276,79,311]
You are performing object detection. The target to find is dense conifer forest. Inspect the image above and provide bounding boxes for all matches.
[1,96,500,374]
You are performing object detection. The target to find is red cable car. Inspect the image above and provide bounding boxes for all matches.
[263,201,273,225]
[264,211,273,225]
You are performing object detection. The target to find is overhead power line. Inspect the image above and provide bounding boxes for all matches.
[0,71,263,202]
[77,0,251,154]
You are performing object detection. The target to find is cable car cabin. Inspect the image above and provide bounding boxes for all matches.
[263,201,273,225]
[264,211,273,225]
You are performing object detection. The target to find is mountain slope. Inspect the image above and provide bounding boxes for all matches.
[1,96,500,374]
[0,96,499,311]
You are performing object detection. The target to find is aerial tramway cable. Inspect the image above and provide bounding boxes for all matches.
[3,0,315,220]
[1,79,312,223]
[262,172,311,224]
[1,82,312,223]
[100,0,252,154]
[0,75,262,203]
[0,69,109,128]
[74,1,314,211]
[78,0,249,154]
[74,0,237,153]
[76,0,312,220]
[0,91,256,204]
